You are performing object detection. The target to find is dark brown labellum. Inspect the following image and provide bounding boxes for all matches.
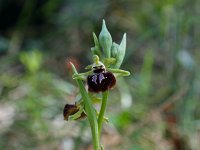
[63,104,86,120]
[87,70,116,93]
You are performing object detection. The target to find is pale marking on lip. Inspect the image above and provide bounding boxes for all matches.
[99,73,105,83]
[92,75,97,84]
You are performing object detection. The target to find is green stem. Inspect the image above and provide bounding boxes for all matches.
[98,91,109,137]
[70,63,101,150]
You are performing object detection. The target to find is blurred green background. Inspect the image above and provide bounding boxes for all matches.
[0,0,200,150]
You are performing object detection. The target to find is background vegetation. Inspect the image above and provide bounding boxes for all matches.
[0,0,200,149]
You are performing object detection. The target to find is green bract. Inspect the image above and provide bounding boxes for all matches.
[91,32,101,57]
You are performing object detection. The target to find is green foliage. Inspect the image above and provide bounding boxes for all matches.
[110,111,132,129]
[137,50,154,98]
[20,50,42,73]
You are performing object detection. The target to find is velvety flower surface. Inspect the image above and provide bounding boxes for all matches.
[87,69,116,93]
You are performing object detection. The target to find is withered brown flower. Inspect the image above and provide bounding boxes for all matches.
[63,104,86,120]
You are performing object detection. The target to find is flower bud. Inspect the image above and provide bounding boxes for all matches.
[99,20,112,58]
[111,33,126,68]
[111,42,120,58]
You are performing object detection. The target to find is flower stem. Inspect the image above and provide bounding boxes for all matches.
[98,90,109,137]
[70,63,101,150]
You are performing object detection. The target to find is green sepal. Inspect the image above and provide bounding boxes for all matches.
[68,105,84,120]
[107,68,130,77]
[103,57,116,67]
[85,64,93,70]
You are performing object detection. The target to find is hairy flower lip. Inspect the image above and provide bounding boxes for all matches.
[87,70,116,93]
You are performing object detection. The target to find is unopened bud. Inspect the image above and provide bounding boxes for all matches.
[111,42,120,58]
[99,20,112,58]
[111,33,126,68]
